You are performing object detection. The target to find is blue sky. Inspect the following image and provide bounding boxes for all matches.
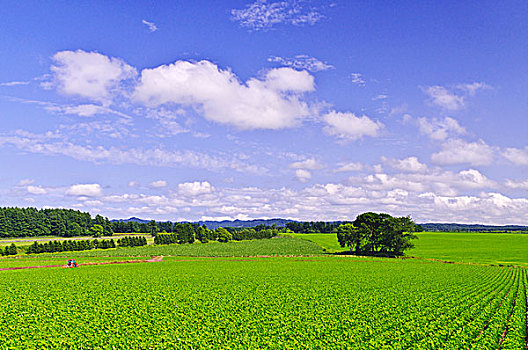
[1,0,527,224]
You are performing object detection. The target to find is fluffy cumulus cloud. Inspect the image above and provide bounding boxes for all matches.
[231,0,324,30]
[323,111,383,141]
[424,86,465,110]
[502,146,528,166]
[334,162,364,173]
[415,116,466,140]
[133,61,314,129]
[149,180,167,188]
[424,82,489,110]
[505,179,528,190]
[178,181,213,196]
[295,169,312,182]
[268,55,333,72]
[61,177,525,224]
[27,185,47,195]
[66,184,103,197]
[289,158,323,170]
[49,50,136,105]
[431,139,494,166]
[384,156,427,173]
[457,82,490,96]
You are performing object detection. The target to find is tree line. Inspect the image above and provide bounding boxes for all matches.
[154,226,278,245]
[1,243,17,256]
[285,221,347,233]
[26,239,116,254]
[0,207,113,238]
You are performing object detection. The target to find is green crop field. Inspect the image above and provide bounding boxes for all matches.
[0,255,526,349]
[1,234,527,349]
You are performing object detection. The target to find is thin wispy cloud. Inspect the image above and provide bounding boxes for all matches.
[0,80,30,87]
[350,73,366,85]
[231,0,325,31]
[268,55,333,72]
[142,19,158,32]
[424,82,490,110]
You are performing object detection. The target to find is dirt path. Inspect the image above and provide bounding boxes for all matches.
[0,256,164,271]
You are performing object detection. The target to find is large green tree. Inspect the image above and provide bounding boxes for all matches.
[337,212,418,256]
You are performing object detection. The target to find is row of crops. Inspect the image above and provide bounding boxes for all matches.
[0,257,526,349]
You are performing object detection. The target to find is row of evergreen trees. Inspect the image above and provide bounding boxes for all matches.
[0,243,17,256]
[117,236,147,247]
[285,221,346,233]
[154,227,278,245]
[0,207,113,238]
[111,220,206,235]
[26,239,116,254]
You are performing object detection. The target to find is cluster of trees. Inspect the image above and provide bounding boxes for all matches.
[0,207,113,237]
[154,226,278,245]
[26,239,116,254]
[285,221,345,233]
[0,243,17,256]
[110,220,203,235]
[337,212,418,256]
[117,236,147,247]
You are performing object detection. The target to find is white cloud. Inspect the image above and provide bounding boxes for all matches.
[142,19,158,32]
[17,179,35,186]
[84,200,103,206]
[384,156,427,173]
[0,132,263,173]
[289,158,323,170]
[505,179,528,190]
[0,80,30,87]
[415,116,466,140]
[350,73,365,85]
[27,185,47,195]
[295,169,311,182]
[149,180,167,188]
[424,82,490,110]
[457,82,490,96]
[178,181,213,196]
[268,55,333,72]
[432,139,494,166]
[49,50,136,105]
[502,146,528,166]
[424,85,465,110]
[45,104,132,119]
[128,181,139,187]
[133,61,314,130]
[323,111,383,141]
[231,0,324,30]
[66,184,103,197]
[334,162,364,173]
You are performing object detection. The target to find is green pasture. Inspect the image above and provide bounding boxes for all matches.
[411,231,528,266]
[283,231,528,266]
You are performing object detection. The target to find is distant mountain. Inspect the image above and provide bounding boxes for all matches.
[419,223,528,232]
[195,219,294,230]
[111,217,150,224]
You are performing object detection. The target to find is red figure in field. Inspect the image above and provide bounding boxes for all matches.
[66,259,78,268]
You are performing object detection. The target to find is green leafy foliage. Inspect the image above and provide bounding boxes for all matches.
[336,212,418,256]
[0,257,525,349]
[117,236,147,248]
[26,239,115,254]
